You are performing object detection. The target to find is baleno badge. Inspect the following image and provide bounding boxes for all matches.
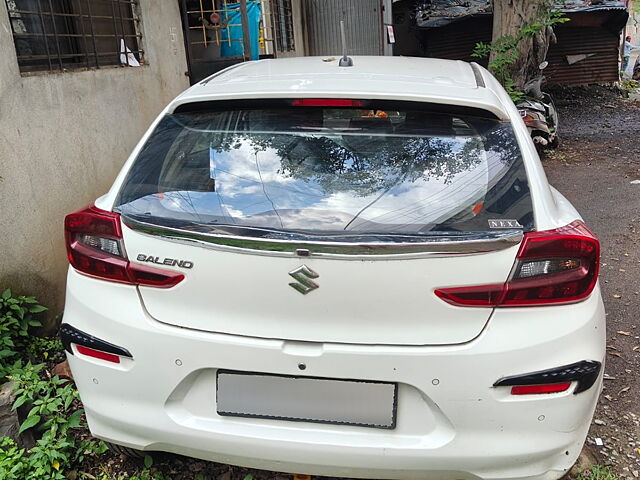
[137,254,194,269]
[288,265,319,295]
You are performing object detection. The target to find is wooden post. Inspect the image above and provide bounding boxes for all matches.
[239,0,252,60]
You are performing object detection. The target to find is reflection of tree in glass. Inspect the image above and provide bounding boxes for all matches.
[209,122,518,198]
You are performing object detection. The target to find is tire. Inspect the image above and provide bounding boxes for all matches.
[106,442,146,459]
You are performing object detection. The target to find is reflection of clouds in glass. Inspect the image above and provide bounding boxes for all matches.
[213,143,296,191]
[201,134,500,230]
[221,205,245,218]
[119,123,522,234]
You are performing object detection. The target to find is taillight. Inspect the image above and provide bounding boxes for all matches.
[64,206,184,288]
[435,220,599,307]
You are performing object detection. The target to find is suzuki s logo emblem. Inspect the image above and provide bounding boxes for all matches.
[288,265,319,295]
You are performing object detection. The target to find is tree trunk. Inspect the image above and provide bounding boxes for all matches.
[491,0,556,89]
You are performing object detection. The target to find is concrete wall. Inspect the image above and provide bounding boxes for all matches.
[0,0,190,317]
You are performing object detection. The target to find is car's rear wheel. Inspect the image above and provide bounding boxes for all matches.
[106,442,146,459]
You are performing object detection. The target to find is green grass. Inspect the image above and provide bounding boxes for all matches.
[577,465,620,480]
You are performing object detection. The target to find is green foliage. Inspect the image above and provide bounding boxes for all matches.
[128,469,173,480]
[0,432,107,480]
[0,288,173,479]
[26,336,64,364]
[472,5,568,101]
[0,290,109,479]
[0,288,46,377]
[0,438,29,479]
[12,371,81,434]
[0,359,106,479]
[620,78,639,93]
[96,468,173,480]
[578,465,620,480]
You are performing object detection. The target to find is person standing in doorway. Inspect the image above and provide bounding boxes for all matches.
[623,35,640,73]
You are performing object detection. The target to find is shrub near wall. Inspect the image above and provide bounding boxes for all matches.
[0,288,106,479]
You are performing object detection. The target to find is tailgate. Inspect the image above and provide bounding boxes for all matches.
[113,98,533,345]
[122,223,520,345]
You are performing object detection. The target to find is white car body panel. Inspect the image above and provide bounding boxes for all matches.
[125,220,520,345]
[65,268,604,480]
[69,56,605,480]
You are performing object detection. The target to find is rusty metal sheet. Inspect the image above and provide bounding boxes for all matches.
[546,25,621,85]
[414,0,625,29]
[418,16,492,64]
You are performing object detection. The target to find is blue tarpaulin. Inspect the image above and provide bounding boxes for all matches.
[220,1,261,60]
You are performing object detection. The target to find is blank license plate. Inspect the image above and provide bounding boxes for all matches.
[216,370,397,429]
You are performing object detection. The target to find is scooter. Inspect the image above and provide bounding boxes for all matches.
[517,61,559,150]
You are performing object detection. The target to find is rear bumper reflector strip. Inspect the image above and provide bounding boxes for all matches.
[510,382,571,395]
[493,360,601,395]
[76,345,121,363]
[60,323,133,359]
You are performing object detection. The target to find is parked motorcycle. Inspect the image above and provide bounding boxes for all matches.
[517,61,559,150]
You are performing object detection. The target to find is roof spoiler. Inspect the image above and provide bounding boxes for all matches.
[470,62,486,88]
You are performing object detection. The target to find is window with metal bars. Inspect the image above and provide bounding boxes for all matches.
[272,0,294,52]
[5,0,143,73]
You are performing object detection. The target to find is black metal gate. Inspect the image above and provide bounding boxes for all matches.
[303,0,384,56]
[179,0,277,84]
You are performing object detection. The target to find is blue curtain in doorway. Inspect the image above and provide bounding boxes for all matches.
[220,1,261,60]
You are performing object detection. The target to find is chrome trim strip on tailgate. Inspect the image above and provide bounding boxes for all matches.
[121,216,523,259]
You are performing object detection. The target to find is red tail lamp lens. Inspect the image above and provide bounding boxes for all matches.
[510,383,571,395]
[435,220,599,307]
[292,99,365,107]
[64,206,184,288]
[76,345,121,364]
[128,264,185,288]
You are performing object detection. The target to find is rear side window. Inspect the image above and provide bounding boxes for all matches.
[115,100,533,241]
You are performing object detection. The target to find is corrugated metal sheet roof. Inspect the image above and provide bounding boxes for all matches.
[559,1,626,11]
[408,6,626,86]
[414,0,626,28]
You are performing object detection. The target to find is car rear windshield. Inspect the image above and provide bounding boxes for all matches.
[115,100,534,242]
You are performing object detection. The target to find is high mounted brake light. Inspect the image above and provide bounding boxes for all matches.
[64,206,184,288]
[435,220,599,307]
[291,99,365,107]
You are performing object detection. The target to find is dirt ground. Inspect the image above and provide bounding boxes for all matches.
[544,85,640,479]
[98,87,640,480]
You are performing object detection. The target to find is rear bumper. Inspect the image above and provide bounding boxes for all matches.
[64,268,605,480]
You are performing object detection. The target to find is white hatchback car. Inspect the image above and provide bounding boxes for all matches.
[62,56,604,480]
